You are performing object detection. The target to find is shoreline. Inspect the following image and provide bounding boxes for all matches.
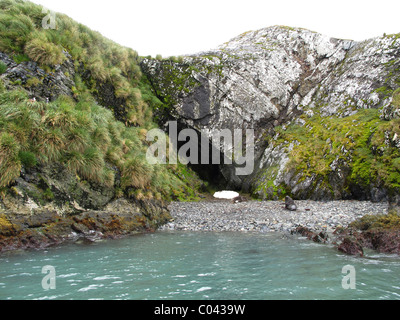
[0,198,171,254]
[161,200,388,234]
[0,198,394,255]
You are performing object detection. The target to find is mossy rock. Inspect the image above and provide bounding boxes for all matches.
[0,214,15,237]
[350,212,400,231]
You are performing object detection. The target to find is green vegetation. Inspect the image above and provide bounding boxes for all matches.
[392,88,400,109]
[0,131,21,188]
[0,0,204,201]
[0,0,155,126]
[0,88,201,200]
[350,211,400,231]
[260,105,400,198]
[0,61,7,74]
[277,109,378,181]
[12,53,29,64]
[18,150,37,168]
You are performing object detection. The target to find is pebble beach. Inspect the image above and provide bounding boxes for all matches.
[161,200,389,234]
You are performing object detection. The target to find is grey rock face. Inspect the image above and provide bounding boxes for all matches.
[142,27,353,187]
[142,26,400,201]
[143,27,352,131]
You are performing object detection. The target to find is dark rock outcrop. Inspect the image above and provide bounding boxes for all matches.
[333,210,400,255]
[0,198,171,253]
[336,228,400,256]
[292,226,329,244]
[337,237,364,257]
[0,51,75,101]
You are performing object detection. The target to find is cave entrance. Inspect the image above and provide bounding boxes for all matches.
[167,121,228,191]
[189,163,226,190]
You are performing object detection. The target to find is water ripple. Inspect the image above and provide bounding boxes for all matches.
[0,232,399,300]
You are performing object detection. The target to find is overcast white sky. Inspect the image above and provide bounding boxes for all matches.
[31,0,400,57]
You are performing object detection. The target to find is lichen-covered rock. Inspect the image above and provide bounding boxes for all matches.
[142,26,351,133]
[142,26,400,202]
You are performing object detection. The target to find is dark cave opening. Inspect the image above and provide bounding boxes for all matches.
[167,121,228,190]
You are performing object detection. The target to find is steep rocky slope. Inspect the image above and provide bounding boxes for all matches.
[142,26,400,209]
[0,1,203,251]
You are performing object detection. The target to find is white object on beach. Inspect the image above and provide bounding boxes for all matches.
[213,191,240,200]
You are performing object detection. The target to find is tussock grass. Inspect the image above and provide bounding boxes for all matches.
[0,88,202,200]
[0,61,7,74]
[0,0,155,127]
[121,155,153,189]
[0,132,21,188]
[0,0,204,201]
[25,37,66,66]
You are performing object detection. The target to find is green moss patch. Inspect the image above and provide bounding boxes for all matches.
[257,107,400,199]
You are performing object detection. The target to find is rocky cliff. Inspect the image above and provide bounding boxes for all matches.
[0,49,173,252]
[141,26,400,208]
[0,1,204,252]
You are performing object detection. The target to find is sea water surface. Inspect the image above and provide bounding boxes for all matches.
[0,231,399,300]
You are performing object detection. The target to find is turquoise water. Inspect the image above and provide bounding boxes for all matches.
[0,231,400,300]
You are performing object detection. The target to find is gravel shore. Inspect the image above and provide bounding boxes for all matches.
[160,200,388,234]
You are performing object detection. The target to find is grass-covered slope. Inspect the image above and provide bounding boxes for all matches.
[0,0,203,206]
[0,0,156,124]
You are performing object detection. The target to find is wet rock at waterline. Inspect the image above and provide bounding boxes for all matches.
[0,198,171,253]
[337,237,364,257]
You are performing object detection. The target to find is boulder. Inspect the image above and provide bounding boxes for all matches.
[292,226,328,243]
[338,237,364,257]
